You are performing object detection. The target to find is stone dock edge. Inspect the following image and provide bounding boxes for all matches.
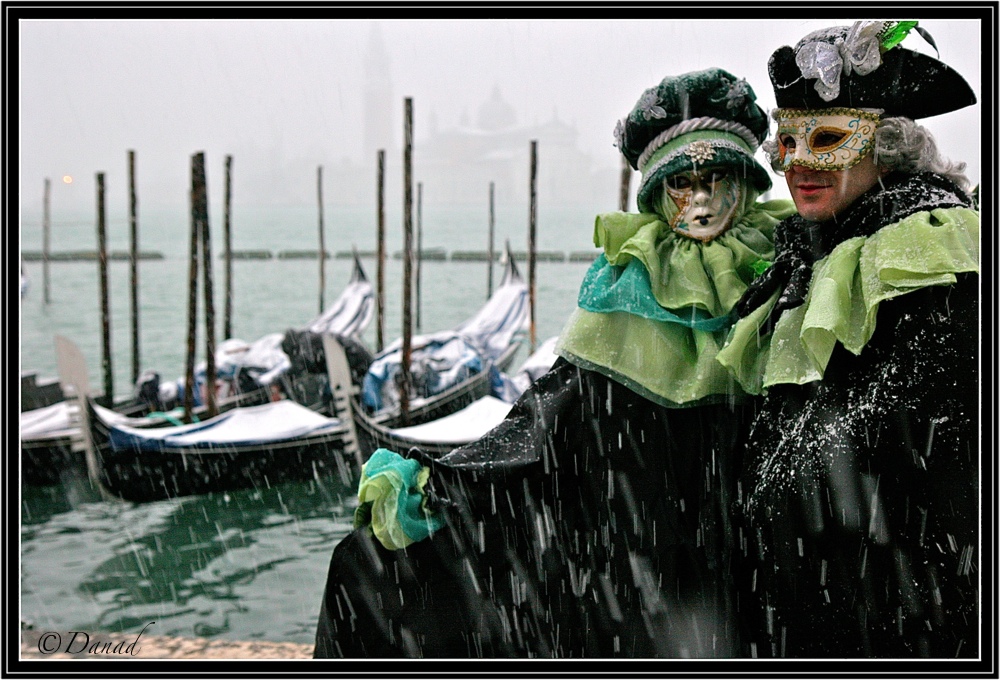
[19,630,314,660]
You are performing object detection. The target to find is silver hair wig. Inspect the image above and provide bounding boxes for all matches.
[762,116,971,191]
[872,117,970,191]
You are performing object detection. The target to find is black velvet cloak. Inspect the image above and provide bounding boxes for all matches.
[314,359,751,658]
[734,173,981,658]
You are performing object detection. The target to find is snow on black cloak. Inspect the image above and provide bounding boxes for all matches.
[313,197,794,660]
[718,171,981,658]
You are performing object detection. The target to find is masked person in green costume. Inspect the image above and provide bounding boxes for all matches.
[313,68,794,658]
[717,21,980,657]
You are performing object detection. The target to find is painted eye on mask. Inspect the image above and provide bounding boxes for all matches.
[664,174,692,190]
[703,168,729,184]
[664,168,729,191]
[776,134,797,167]
[808,128,850,152]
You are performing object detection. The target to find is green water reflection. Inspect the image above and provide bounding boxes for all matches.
[20,471,356,644]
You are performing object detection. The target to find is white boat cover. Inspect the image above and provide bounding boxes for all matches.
[388,395,513,444]
[307,276,375,338]
[492,336,560,403]
[452,264,530,362]
[21,401,135,441]
[20,401,76,440]
[384,337,558,447]
[107,399,343,452]
[363,254,528,413]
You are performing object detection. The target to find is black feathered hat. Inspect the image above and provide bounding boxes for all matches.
[769,21,976,119]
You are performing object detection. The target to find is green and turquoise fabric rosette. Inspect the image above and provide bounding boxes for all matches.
[354,448,444,550]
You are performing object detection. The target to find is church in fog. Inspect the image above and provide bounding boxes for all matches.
[415,85,615,207]
[331,23,619,210]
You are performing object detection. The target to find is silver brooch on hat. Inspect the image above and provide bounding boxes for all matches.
[685,140,716,164]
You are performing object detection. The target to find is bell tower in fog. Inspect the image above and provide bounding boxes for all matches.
[363,22,394,165]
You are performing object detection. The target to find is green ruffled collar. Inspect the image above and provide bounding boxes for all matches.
[555,199,795,407]
[717,205,980,394]
[594,200,796,317]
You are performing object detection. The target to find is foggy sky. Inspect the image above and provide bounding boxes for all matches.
[16,15,985,218]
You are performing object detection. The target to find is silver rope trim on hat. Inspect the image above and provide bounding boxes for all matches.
[638,138,755,195]
[637,117,759,171]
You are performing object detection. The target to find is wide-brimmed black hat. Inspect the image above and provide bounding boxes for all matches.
[769,21,976,119]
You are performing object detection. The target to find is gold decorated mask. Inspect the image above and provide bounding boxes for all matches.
[775,108,880,172]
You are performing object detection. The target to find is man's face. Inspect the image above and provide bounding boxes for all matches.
[784,154,885,222]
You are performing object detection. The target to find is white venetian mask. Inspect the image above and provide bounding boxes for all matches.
[775,108,881,172]
[664,168,742,242]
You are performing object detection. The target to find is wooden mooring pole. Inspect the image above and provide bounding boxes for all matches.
[376,149,386,353]
[528,140,538,353]
[184,160,200,423]
[317,164,326,315]
[193,152,218,419]
[223,155,233,340]
[416,181,423,333]
[43,178,51,304]
[128,150,140,386]
[487,181,495,300]
[400,97,414,425]
[96,172,113,407]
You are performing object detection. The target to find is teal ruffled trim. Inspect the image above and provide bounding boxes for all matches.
[354,448,444,550]
[578,254,737,333]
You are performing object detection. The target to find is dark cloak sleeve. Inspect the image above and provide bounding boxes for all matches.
[315,359,754,658]
[739,272,980,658]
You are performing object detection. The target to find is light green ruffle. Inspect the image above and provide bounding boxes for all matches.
[557,199,795,406]
[716,206,980,393]
[595,200,796,316]
[557,308,742,406]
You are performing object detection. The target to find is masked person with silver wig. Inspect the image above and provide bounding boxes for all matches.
[717,21,980,657]
[313,68,794,658]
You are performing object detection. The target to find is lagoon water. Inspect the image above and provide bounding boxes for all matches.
[18,199,601,647]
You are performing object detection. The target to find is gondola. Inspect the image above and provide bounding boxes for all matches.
[83,396,357,501]
[20,400,83,486]
[351,244,530,456]
[351,336,557,458]
[52,328,362,503]
[358,241,528,428]
[21,252,374,488]
[69,249,530,502]
[150,248,376,414]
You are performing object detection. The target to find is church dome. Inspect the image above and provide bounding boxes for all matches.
[477,85,517,131]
